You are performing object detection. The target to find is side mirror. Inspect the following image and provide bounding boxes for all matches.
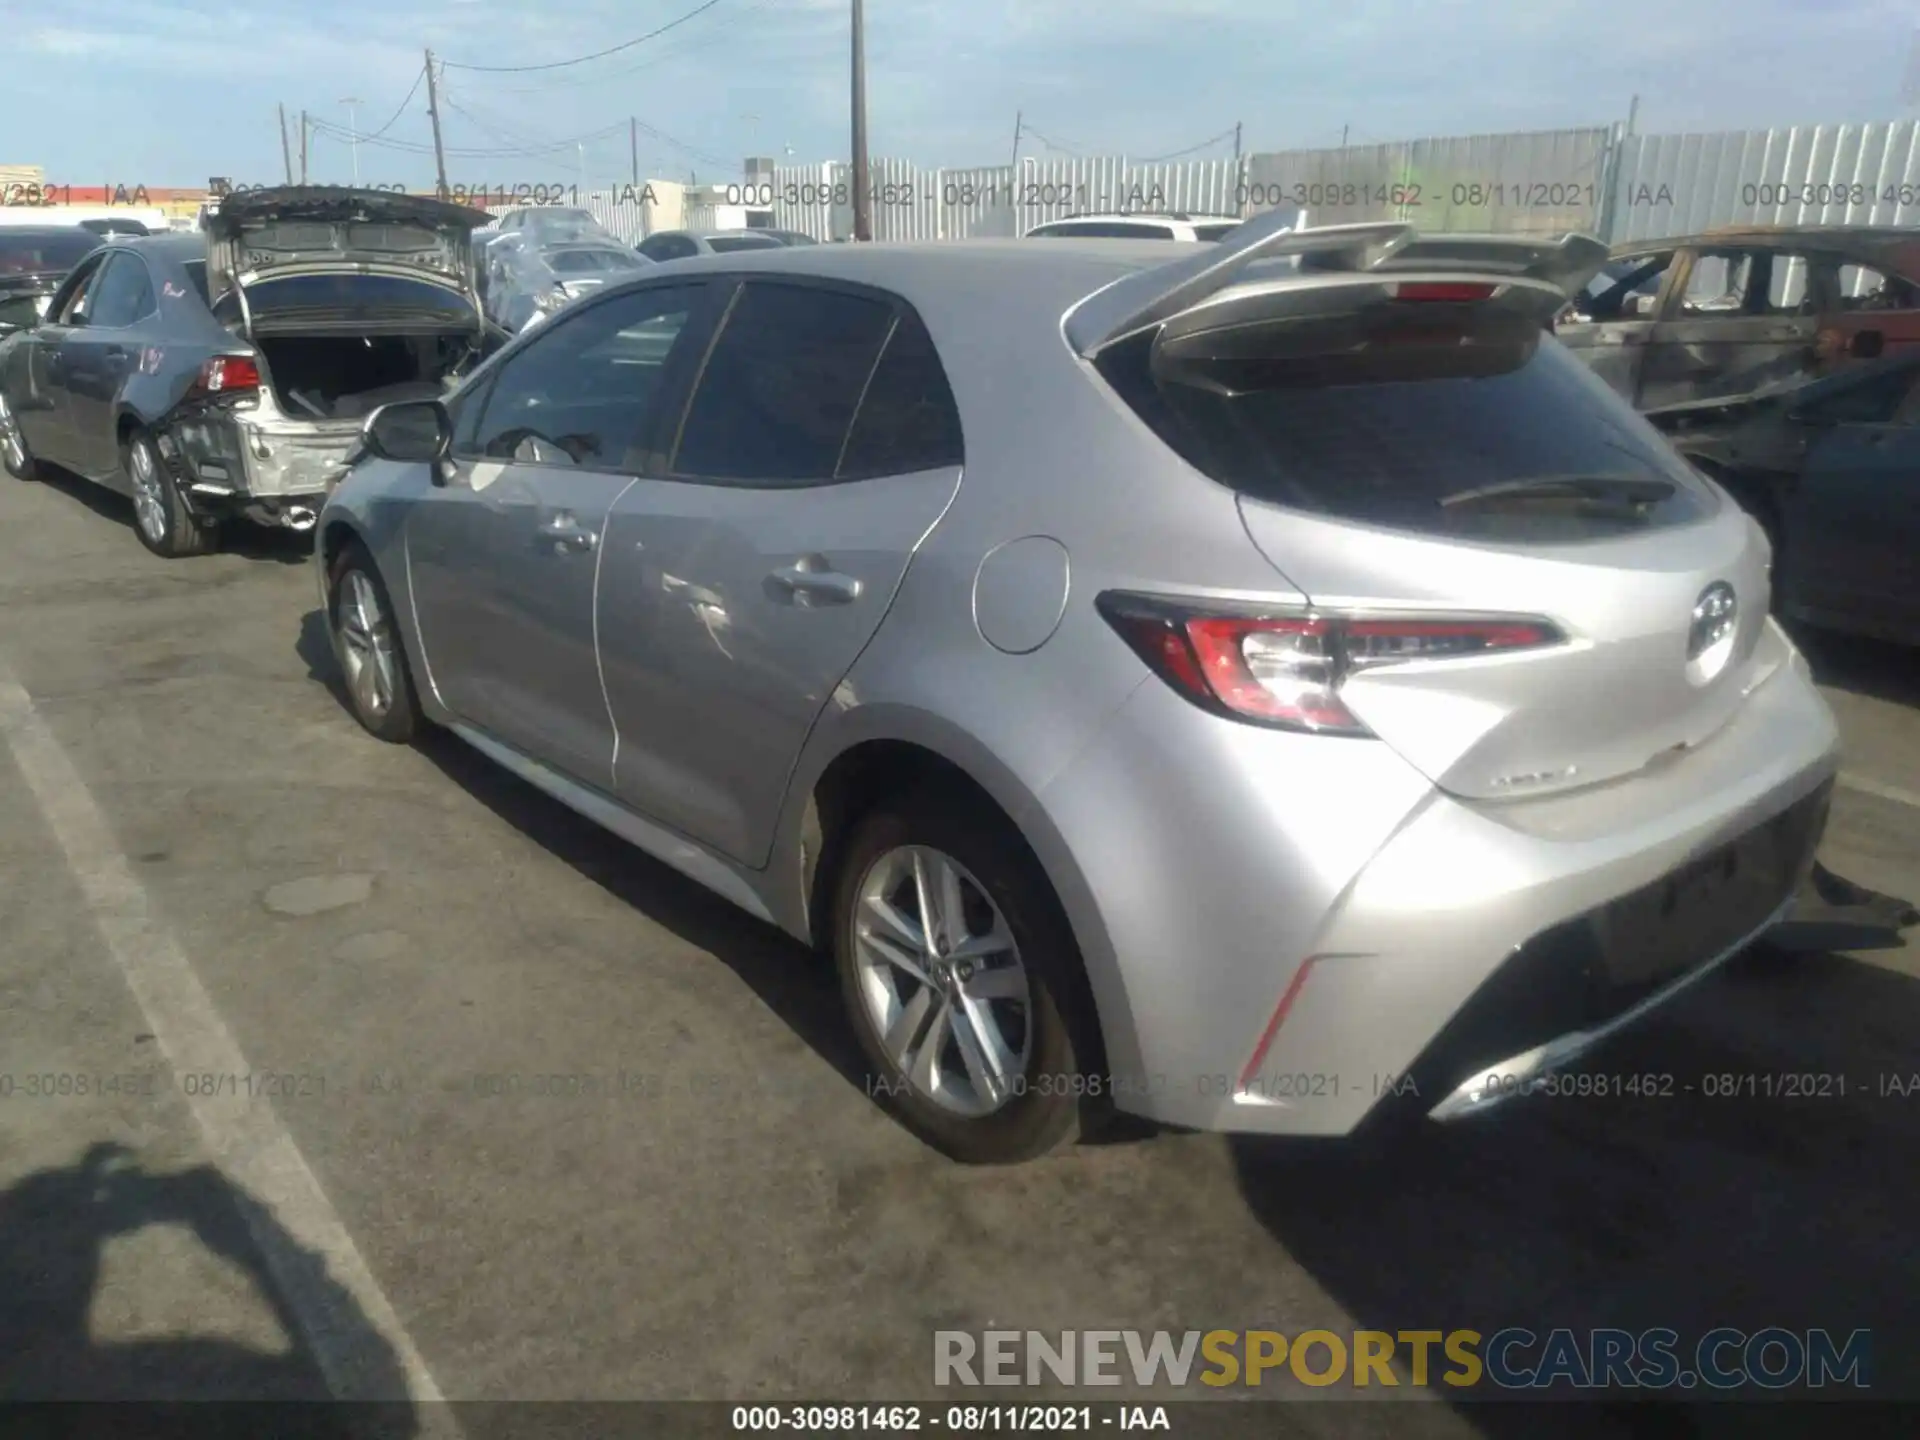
[361,399,454,484]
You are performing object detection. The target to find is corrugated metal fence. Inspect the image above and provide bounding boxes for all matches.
[1606,122,1920,241]
[581,119,1920,245]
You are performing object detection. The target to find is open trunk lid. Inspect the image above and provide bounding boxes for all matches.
[1084,218,1779,801]
[206,186,490,340]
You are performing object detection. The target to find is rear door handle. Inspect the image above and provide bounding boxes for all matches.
[539,513,596,553]
[768,559,863,606]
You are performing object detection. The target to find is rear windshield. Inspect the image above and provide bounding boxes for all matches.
[1191,222,1240,241]
[0,231,99,274]
[549,250,614,274]
[1097,308,1716,541]
[707,234,783,253]
[181,260,210,304]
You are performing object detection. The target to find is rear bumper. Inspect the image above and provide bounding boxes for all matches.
[1419,778,1829,1124]
[155,407,355,526]
[1038,621,1841,1137]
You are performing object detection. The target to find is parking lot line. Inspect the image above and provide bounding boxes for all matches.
[1839,771,1920,811]
[0,665,457,1423]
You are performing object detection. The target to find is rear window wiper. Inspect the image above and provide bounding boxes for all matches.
[1437,475,1678,511]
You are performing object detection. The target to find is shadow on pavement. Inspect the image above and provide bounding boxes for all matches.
[1230,937,1920,1436]
[1794,627,1920,710]
[294,606,883,1116]
[24,464,311,566]
[0,1141,415,1438]
[410,716,877,1101]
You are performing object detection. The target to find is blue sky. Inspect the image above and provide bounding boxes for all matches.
[5,0,1917,189]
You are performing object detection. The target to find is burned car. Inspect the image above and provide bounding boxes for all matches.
[486,236,651,331]
[0,226,100,339]
[0,187,505,557]
[1557,227,1920,409]
[1646,350,1920,647]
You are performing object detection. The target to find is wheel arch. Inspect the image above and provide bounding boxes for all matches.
[783,709,1133,1083]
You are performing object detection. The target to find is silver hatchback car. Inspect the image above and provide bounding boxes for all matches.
[314,216,1840,1164]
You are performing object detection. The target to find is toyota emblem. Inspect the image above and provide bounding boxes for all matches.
[1685,581,1739,684]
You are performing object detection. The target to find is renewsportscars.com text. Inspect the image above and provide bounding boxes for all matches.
[934,1328,1872,1391]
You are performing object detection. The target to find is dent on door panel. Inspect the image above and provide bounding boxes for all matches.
[596,466,961,866]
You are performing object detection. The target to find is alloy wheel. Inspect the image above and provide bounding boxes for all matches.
[337,569,398,721]
[0,394,25,474]
[851,844,1033,1118]
[128,436,167,541]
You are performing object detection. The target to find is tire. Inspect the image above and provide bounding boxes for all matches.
[125,426,216,558]
[0,391,36,481]
[831,785,1101,1165]
[326,540,424,744]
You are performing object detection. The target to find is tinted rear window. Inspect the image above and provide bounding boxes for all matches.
[1097,309,1715,541]
[181,260,210,304]
[1043,221,1176,239]
[549,250,612,273]
[1191,222,1240,242]
[706,234,782,253]
[0,231,98,273]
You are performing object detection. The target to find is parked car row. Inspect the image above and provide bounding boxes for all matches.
[1,188,508,552]
[0,203,1872,1166]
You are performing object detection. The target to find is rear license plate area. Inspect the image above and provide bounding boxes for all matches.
[1591,782,1830,994]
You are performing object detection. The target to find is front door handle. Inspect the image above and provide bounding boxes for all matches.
[539,513,596,553]
[768,558,863,606]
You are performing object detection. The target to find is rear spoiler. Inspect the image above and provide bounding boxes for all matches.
[1065,213,1611,358]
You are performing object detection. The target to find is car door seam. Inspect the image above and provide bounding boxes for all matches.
[751,463,967,873]
[593,474,646,783]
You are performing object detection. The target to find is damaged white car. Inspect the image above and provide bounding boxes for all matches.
[0,186,506,556]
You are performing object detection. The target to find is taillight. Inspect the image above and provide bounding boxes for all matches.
[196,355,259,396]
[1390,281,1498,302]
[1096,592,1563,736]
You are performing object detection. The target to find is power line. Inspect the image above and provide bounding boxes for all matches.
[630,116,732,170]
[440,94,578,157]
[489,0,774,95]
[308,116,624,160]
[1134,126,1240,164]
[440,0,727,74]
[1020,124,1084,157]
[359,64,427,142]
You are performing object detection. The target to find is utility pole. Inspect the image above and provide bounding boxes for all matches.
[1233,121,1242,161]
[278,104,294,184]
[1626,93,1641,136]
[300,111,309,184]
[1340,123,1349,148]
[423,49,451,200]
[630,117,639,185]
[1010,110,1023,169]
[850,0,871,241]
[340,96,362,185]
